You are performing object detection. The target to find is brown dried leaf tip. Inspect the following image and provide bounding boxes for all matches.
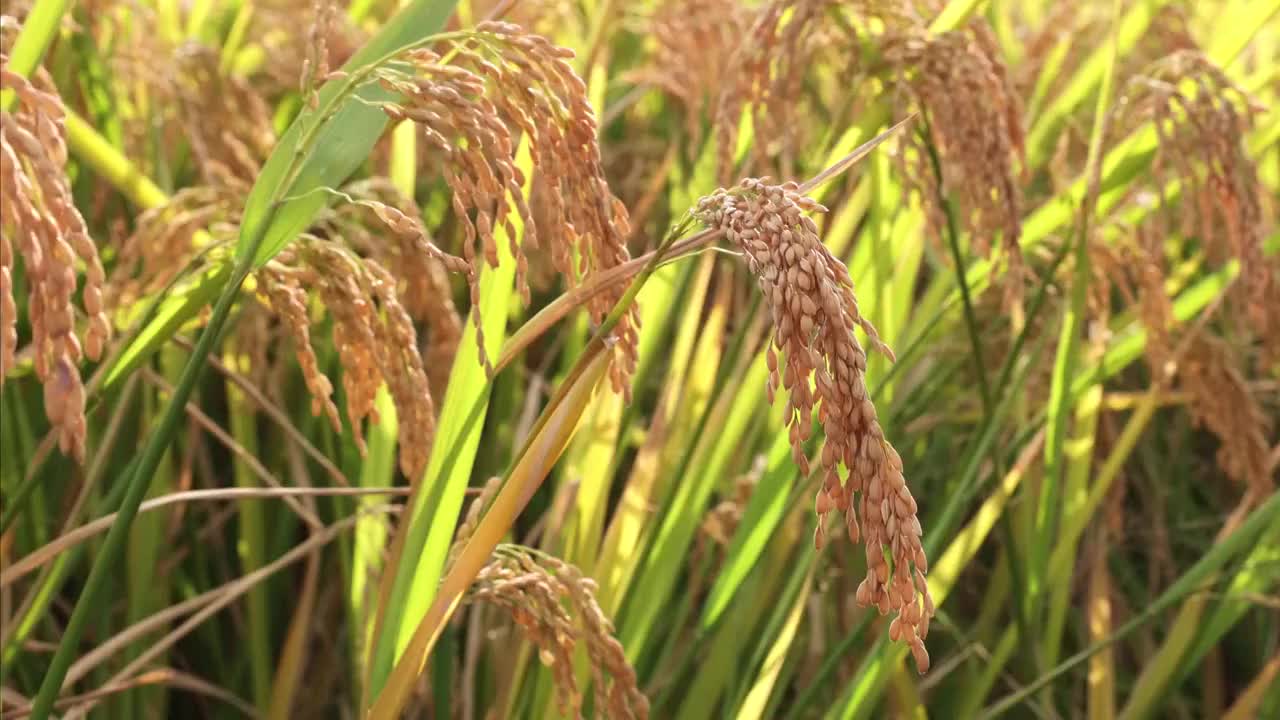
[1,54,111,462]
[470,546,649,720]
[378,21,638,397]
[694,178,933,673]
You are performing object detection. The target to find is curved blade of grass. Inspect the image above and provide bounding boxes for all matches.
[267,549,321,720]
[724,529,816,714]
[675,539,795,720]
[1206,0,1280,69]
[1186,516,1280,666]
[364,138,528,699]
[700,428,795,630]
[928,0,989,33]
[223,341,271,713]
[1087,524,1117,720]
[350,388,396,670]
[492,228,721,375]
[65,109,169,210]
[559,389,623,561]
[594,254,715,616]
[1117,505,1280,720]
[735,560,814,720]
[620,339,767,662]
[367,343,613,720]
[1221,655,1280,720]
[1042,382,1102,671]
[120,351,180,718]
[99,264,230,394]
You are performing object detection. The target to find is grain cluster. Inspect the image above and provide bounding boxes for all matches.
[470,546,649,720]
[694,177,933,672]
[1,53,110,461]
[379,21,639,396]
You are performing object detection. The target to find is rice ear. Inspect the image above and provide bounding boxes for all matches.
[1,54,110,462]
[694,177,933,672]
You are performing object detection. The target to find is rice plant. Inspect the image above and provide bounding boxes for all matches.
[1,0,1277,718]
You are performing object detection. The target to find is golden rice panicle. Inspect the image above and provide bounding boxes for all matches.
[300,0,336,107]
[885,23,1025,269]
[251,0,360,97]
[1127,223,1176,371]
[630,0,748,148]
[332,180,466,396]
[106,187,239,310]
[444,475,503,571]
[1,55,110,462]
[550,558,649,720]
[472,551,581,717]
[380,22,638,395]
[301,240,437,478]
[1122,51,1277,361]
[255,264,343,436]
[470,547,648,719]
[700,458,765,549]
[95,6,274,190]
[713,0,835,183]
[173,47,276,187]
[1180,336,1274,495]
[253,239,437,479]
[469,0,574,37]
[693,178,933,673]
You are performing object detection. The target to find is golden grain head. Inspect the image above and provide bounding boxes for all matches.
[1,53,110,462]
[248,236,439,479]
[1180,336,1274,495]
[1098,50,1278,493]
[173,46,277,187]
[328,179,464,397]
[106,187,240,310]
[885,23,1025,266]
[444,475,504,571]
[1122,51,1277,361]
[379,22,639,396]
[470,546,649,719]
[303,238,436,478]
[694,176,933,672]
[714,0,839,184]
[629,0,748,147]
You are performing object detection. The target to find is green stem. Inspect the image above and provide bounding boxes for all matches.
[65,109,169,210]
[920,121,991,414]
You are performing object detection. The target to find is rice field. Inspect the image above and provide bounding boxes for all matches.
[1,0,1277,718]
